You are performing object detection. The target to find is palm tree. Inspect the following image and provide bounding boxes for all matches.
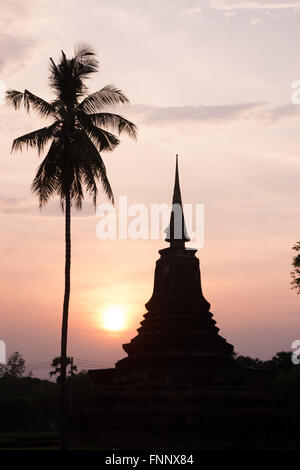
[6,44,137,449]
[50,356,77,383]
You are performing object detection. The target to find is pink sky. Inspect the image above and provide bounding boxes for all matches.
[0,0,300,378]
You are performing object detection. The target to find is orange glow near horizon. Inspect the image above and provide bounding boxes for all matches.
[101,305,126,331]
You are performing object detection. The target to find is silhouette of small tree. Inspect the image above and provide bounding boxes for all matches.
[291,242,300,294]
[50,356,77,383]
[0,351,28,378]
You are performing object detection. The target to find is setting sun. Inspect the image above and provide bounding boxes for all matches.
[102,305,126,331]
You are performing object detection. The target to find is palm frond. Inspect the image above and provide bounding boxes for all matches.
[12,121,60,156]
[89,112,137,139]
[23,90,57,117]
[74,42,96,60]
[48,57,61,96]
[78,85,129,113]
[87,124,120,151]
[67,143,84,209]
[70,164,84,209]
[49,46,98,105]
[85,144,114,205]
[6,89,25,109]
[75,131,114,205]
[49,53,74,103]
[74,42,99,77]
[77,111,120,151]
[31,140,62,206]
[6,89,56,117]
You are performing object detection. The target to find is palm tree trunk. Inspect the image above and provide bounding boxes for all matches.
[60,188,71,450]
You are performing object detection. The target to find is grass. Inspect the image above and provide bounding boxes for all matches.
[0,431,59,449]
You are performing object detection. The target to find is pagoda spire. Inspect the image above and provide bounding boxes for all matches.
[116,153,233,374]
[165,154,190,248]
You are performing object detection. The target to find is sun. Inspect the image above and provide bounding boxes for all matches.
[102,305,126,331]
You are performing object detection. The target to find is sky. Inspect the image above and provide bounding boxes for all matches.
[0,0,300,378]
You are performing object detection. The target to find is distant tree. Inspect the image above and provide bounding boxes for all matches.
[234,355,264,370]
[71,371,93,412]
[0,351,29,378]
[269,352,300,422]
[234,351,297,373]
[30,380,59,429]
[50,356,77,383]
[291,242,300,294]
[0,374,59,432]
[264,351,294,373]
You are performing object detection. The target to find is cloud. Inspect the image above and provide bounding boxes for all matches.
[0,35,36,74]
[182,1,300,17]
[263,102,300,121]
[127,102,265,126]
[210,0,300,10]
[0,196,43,216]
[121,100,300,127]
[0,0,41,74]
[0,196,95,217]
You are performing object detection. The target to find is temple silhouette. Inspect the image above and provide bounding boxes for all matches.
[116,155,234,377]
[74,157,294,449]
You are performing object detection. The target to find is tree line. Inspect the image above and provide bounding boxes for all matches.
[0,350,299,434]
[0,352,92,433]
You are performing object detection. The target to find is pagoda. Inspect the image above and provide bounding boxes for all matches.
[115,155,234,378]
[74,157,290,449]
